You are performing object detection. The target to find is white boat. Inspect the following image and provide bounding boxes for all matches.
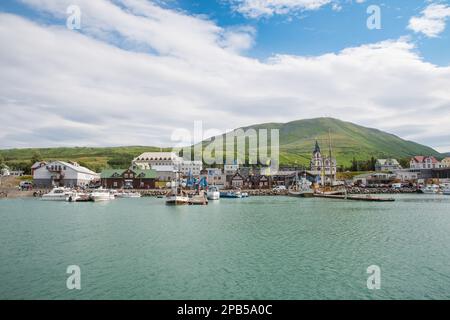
[90,188,115,202]
[288,173,314,198]
[443,185,450,195]
[66,192,92,202]
[166,178,189,205]
[41,187,73,201]
[206,186,220,200]
[419,184,440,194]
[116,191,141,198]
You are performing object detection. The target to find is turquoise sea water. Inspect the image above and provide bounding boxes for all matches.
[0,195,449,300]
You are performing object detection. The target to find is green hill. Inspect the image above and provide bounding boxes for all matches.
[195,117,441,167]
[0,118,442,172]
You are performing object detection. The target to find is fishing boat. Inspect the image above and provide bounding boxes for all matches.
[41,187,73,201]
[288,172,314,198]
[165,177,189,205]
[419,184,440,194]
[90,188,115,202]
[206,186,220,200]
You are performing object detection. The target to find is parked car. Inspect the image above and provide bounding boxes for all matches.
[19,181,33,190]
[391,183,402,190]
[273,185,286,191]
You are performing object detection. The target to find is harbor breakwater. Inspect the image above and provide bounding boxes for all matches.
[0,187,419,199]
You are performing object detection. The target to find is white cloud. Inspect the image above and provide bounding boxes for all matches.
[408,3,450,37]
[0,0,450,152]
[228,0,332,18]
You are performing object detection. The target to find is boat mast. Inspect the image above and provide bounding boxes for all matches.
[328,128,333,186]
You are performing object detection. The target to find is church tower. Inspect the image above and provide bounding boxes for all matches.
[311,140,322,171]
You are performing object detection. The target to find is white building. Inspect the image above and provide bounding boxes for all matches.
[132,152,203,176]
[33,161,99,188]
[0,164,10,177]
[224,162,239,175]
[203,168,226,189]
[410,156,442,169]
[150,165,177,182]
[375,159,402,171]
[393,169,420,182]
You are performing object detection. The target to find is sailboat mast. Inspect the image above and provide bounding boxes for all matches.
[328,129,333,186]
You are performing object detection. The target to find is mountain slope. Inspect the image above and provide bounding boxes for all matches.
[0,118,442,170]
[199,118,441,166]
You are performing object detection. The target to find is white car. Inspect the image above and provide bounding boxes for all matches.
[273,186,286,191]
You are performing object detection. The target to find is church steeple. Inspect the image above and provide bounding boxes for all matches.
[314,140,321,154]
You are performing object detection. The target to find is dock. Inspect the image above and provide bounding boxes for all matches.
[313,194,395,202]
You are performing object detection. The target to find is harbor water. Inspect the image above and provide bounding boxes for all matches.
[0,194,449,299]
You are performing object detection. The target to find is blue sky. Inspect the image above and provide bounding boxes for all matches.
[0,0,450,151]
[2,0,450,64]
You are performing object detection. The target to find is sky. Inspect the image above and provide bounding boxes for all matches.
[0,0,449,152]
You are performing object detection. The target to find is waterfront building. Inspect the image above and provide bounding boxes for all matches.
[224,161,239,175]
[441,157,450,168]
[409,156,442,169]
[353,172,396,186]
[393,169,421,182]
[31,161,47,175]
[132,152,202,176]
[100,168,156,189]
[203,168,226,189]
[375,159,402,172]
[309,140,337,184]
[0,164,10,177]
[150,165,177,183]
[229,172,245,188]
[33,161,99,188]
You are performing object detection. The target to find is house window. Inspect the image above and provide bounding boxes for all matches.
[113,182,118,187]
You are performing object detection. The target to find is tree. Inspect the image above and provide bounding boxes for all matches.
[0,154,4,166]
[30,151,43,165]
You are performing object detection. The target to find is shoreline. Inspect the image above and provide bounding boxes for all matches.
[0,187,420,199]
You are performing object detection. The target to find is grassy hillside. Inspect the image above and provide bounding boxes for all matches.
[0,118,442,171]
[194,117,441,167]
[0,146,167,173]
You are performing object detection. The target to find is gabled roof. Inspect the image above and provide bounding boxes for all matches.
[41,160,98,176]
[31,161,47,169]
[411,156,438,164]
[100,169,157,179]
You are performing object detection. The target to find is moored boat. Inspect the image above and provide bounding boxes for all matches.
[90,188,115,202]
[220,190,242,198]
[116,191,141,198]
[288,172,314,198]
[41,187,73,201]
[443,184,450,195]
[419,184,440,194]
[165,177,189,205]
[206,186,220,200]
[66,192,92,202]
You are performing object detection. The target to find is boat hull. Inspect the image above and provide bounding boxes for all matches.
[165,196,189,205]
[206,191,220,200]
